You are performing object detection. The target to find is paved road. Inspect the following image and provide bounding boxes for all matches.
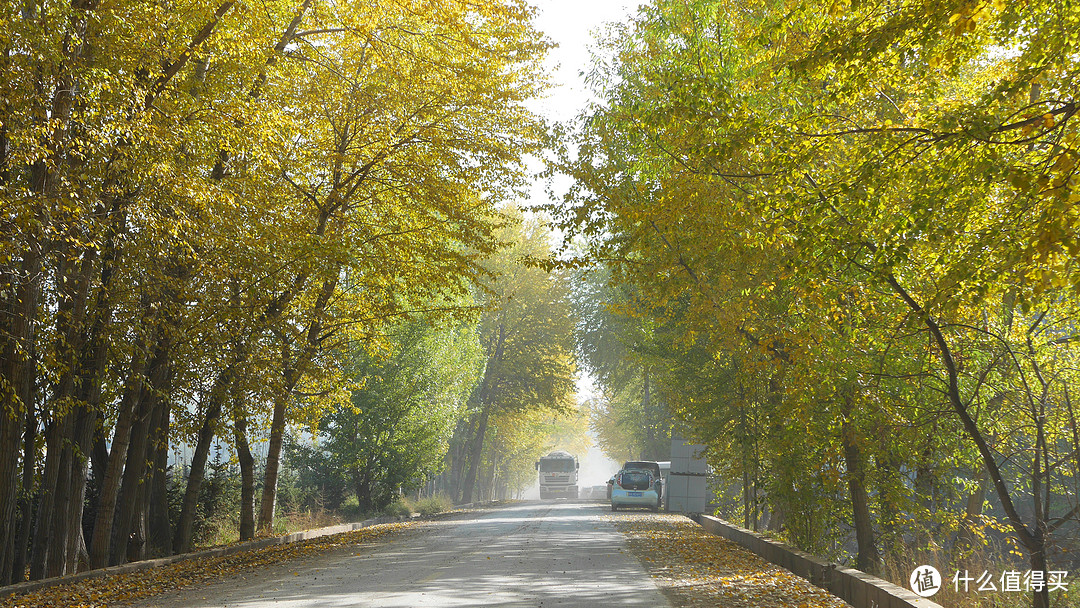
[129,502,671,608]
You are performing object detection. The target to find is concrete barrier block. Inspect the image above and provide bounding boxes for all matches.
[693,515,944,608]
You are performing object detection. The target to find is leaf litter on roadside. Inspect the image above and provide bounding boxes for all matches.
[1,521,418,608]
[610,513,851,608]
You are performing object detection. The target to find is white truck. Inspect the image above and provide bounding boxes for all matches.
[536,451,579,499]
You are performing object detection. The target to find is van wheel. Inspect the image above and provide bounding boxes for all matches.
[611,504,618,511]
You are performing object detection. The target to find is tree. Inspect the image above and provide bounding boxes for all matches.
[0,0,549,579]
[314,320,482,512]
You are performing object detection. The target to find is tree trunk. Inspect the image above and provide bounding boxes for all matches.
[60,402,97,574]
[11,408,38,583]
[354,469,374,514]
[447,418,472,503]
[234,408,256,541]
[841,404,879,574]
[136,378,171,561]
[173,320,240,554]
[126,456,152,563]
[45,431,75,578]
[1030,531,1049,608]
[460,323,505,505]
[113,322,172,564]
[30,248,92,579]
[0,296,36,584]
[884,275,1046,583]
[258,388,289,532]
[89,333,149,568]
[0,405,23,585]
[174,389,225,554]
[111,390,153,566]
[259,275,337,531]
[29,413,72,580]
[460,406,490,505]
[482,443,497,502]
[148,399,173,557]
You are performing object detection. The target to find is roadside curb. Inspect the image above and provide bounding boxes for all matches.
[0,504,491,600]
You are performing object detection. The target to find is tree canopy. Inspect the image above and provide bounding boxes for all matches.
[0,0,550,581]
[551,0,1079,604]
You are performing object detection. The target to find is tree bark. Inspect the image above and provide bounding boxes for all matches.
[883,276,1039,545]
[460,323,505,505]
[44,429,75,578]
[111,389,153,566]
[257,388,289,532]
[29,413,71,580]
[148,398,173,557]
[447,418,472,503]
[0,267,37,583]
[258,275,337,531]
[0,400,24,585]
[60,402,97,574]
[460,406,490,505]
[126,454,152,564]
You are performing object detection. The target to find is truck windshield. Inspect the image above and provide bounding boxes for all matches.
[540,459,575,472]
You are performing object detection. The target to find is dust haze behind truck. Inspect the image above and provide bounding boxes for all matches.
[535,451,579,499]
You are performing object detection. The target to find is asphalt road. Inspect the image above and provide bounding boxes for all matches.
[128,501,671,608]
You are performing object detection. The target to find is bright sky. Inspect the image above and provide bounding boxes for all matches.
[522,0,642,486]
[527,0,640,123]
[524,0,640,407]
[521,0,641,216]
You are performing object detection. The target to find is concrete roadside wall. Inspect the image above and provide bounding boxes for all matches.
[2,500,497,599]
[691,514,944,608]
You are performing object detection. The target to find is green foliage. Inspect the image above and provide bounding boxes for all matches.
[477,212,579,416]
[323,319,483,512]
[281,437,349,513]
[572,266,674,462]
[462,212,581,499]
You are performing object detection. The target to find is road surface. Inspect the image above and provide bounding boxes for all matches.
[127,502,671,607]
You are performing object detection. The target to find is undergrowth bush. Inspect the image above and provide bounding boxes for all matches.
[415,495,453,517]
[384,497,415,518]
